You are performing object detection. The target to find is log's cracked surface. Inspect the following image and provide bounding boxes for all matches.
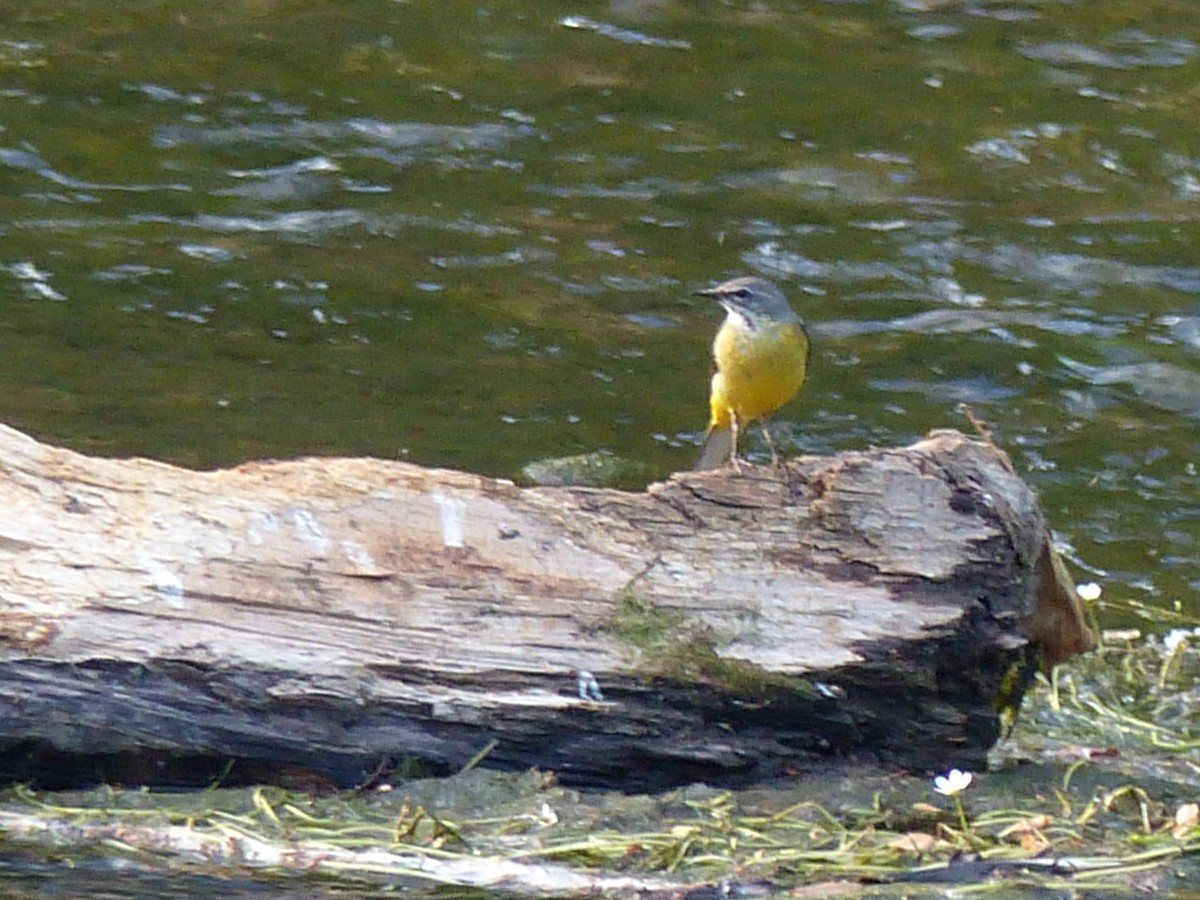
[0,424,1092,790]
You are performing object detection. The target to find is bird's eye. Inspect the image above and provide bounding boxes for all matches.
[733,288,750,300]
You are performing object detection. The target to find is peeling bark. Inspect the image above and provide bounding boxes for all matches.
[0,425,1093,790]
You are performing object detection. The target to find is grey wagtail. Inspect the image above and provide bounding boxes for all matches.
[694,276,810,471]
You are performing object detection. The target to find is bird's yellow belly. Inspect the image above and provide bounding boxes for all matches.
[709,321,808,430]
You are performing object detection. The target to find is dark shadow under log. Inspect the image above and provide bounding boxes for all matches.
[0,425,1093,790]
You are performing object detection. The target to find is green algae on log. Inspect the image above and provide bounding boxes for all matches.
[0,424,1092,790]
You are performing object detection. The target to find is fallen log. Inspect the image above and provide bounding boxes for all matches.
[0,424,1093,790]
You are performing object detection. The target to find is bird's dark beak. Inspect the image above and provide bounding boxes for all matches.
[694,287,718,298]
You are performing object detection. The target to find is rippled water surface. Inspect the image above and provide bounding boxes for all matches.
[2,0,1198,625]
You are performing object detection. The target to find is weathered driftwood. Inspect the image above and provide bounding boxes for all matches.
[0,806,693,897]
[0,424,1093,790]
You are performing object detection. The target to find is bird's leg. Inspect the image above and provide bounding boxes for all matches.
[760,420,780,466]
[729,414,742,473]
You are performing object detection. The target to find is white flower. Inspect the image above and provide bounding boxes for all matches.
[1076,582,1102,601]
[1164,629,1191,654]
[933,768,973,796]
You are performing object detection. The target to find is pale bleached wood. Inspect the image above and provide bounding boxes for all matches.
[0,424,1092,789]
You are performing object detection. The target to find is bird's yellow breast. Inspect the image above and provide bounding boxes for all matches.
[708,318,809,430]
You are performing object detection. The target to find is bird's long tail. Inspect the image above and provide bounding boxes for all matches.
[694,426,733,471]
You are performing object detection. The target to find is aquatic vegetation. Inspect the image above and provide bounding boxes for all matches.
[2,636,1200,894]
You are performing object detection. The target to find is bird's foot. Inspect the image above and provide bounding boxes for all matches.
[761,423,781,467]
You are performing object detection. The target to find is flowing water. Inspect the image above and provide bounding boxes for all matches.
[1,0,1199,891]
[3,1,1198,622]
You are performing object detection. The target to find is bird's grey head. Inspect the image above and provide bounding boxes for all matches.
[695,276,799,326]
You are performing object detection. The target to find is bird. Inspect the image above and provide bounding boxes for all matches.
[694,276,810,471]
